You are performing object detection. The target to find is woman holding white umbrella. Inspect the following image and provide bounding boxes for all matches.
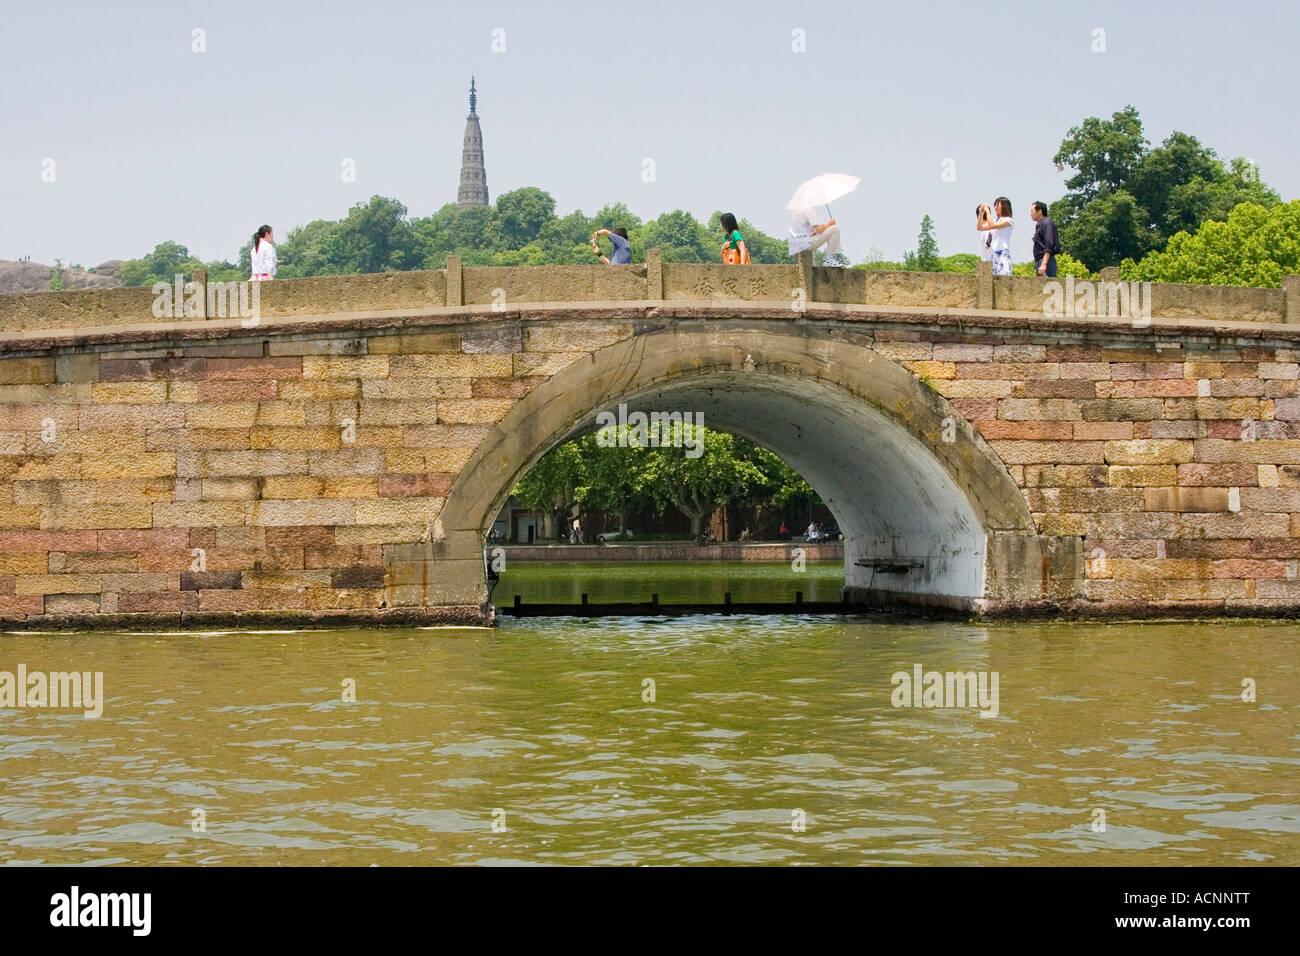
[786,173,859,267]
[790,208,846,266]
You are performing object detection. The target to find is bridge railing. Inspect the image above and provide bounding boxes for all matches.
[1,251,1297,339]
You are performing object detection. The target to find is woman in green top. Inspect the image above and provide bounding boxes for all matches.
[719,212,750,264]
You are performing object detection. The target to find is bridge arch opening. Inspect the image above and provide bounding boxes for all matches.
[431,326,1081,615]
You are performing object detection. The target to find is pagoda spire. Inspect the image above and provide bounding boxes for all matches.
[457,77,488,208]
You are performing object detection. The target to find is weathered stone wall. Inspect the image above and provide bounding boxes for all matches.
[991,274,1286,322]
[255,271,446,317]
[0,286,157,335]
[816,269,976,310]
[463,265,649,304]
[661,264,800,303]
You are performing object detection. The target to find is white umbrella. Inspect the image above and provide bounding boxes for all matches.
[785,172,861,217]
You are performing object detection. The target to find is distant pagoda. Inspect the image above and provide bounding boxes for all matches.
[457,77,489,208]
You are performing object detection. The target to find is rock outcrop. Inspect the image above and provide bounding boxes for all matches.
[0,260,123,295]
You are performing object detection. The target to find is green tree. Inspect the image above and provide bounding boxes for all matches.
[639,209,710,262]
[936,253,980,273]
[48,258,64,291]
[203,258,245,283]
[332,195,418,273]
[1129,130,1223,235]
[578,431,647,535]
[512,427,824,538]
[490,243,549,266]
[1050,106,1280,270]
[752,445,820,509]
[276,219,341,278]
[641,425,767,536]
[915,214,939,270]
[449,204,499,251]
[590,202,641,233]
[495,187,557,247]
[1057,189,1153,267]
[1120,201,1300,288]
[1040,252,1093,279]
[410,204,461,268]
[539,209,598,263]
[513,440,586,539]
[858,254,906,270]
[1010,255,1092,277]
[116,241,204,286]
[1052,105,1148,202]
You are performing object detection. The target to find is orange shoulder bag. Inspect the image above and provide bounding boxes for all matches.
[722,234,751,265]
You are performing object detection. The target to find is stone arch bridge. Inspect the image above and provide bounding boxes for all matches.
[2,253,1300,627]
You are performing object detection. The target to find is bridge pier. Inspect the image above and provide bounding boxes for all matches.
[383,535,492,625]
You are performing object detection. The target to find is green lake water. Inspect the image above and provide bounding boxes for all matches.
[0,562,1296,866]
[493,559,847,605]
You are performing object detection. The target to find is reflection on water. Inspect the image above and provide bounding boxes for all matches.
[0,614,1296,866]
[493,560,846,605]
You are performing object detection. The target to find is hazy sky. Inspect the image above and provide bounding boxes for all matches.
[3,0,1296,269]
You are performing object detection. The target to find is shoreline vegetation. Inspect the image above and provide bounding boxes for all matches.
[508,424,831,544]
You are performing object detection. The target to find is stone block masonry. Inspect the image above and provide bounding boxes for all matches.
[916,339,1300,612]
[0,311,639,627]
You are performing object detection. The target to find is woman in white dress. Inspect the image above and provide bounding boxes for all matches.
[250,225,278,281]
[976,198,1014,275]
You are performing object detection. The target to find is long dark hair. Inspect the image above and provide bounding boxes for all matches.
[994,197,1012,218]
[253,224,272,252]
[720,212,739,235]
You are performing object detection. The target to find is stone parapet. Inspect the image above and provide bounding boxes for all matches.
[0,258,1291,337]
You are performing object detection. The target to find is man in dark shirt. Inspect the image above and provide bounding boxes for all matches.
[1030,201,1059,277]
